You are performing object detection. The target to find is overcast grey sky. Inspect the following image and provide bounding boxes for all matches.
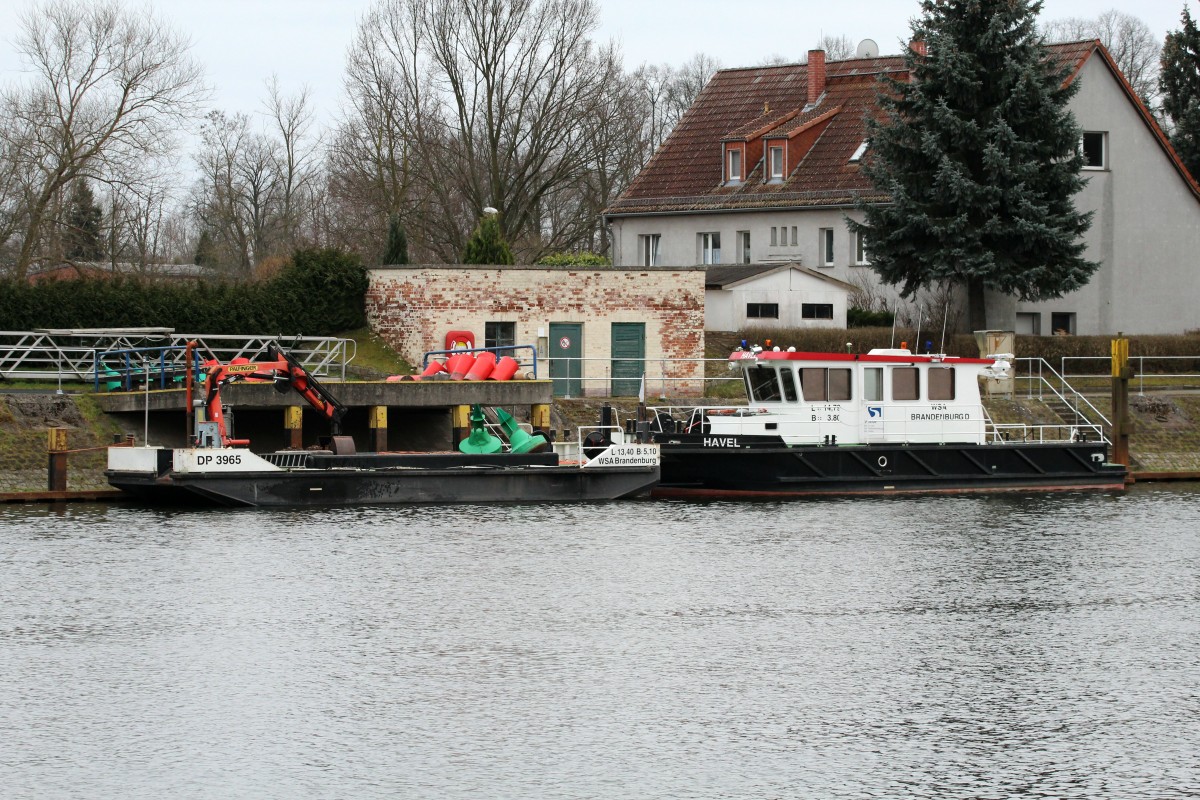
[0,0,1192,124]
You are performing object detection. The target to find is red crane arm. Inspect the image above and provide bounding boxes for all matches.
[200,343,346,447]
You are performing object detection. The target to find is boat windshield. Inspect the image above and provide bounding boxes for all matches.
[746,366,783,402]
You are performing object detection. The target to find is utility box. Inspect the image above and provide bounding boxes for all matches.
[974,330,1015,397]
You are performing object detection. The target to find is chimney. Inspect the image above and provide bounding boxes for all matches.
[910,39,927,58]
[807,49,826,106]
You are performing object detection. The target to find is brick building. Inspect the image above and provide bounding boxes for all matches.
[366,264,707,397]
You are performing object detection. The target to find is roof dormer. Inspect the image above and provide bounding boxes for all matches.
[723,141,746,185]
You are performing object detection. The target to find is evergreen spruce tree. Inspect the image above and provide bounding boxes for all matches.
[461,212,514,265]
[194,229,218,268]
[65,179,105,261]
[1160,6,1200,180]
[382,214,409,264]
[852,0,1096,331]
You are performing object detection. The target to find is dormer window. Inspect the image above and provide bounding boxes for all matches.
[727,148,742,183]
[849,139,869,163]
[768,145,785,180]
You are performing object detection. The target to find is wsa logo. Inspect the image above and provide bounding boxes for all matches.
[867,406,883,418]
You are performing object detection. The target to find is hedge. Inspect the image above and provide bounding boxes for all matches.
[0,248,368,336]
[730,326,1200,374]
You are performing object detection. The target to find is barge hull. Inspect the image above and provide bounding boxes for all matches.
[652,437,1127,498]
[107,465,659,508]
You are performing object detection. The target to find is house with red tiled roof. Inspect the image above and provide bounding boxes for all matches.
[605,41,1200,336]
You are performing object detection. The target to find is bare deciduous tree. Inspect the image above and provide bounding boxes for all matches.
[1042,9,1160,107]
[813,34,857,61]
[334,0,624,263]
[1,0,206,278]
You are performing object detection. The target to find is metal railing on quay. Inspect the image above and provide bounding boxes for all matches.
[422,344,540,378]
[1012,357,1112,434]
[1059,355,1200,395]
[0,330,354,385]
[527,356,739,398]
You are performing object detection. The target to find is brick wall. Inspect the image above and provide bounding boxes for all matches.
[366,265,707,396]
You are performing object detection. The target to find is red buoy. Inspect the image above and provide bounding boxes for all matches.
[488,356,520,381]
[420,360,447,377]
[449,353,476,380]
[464,351,497,381]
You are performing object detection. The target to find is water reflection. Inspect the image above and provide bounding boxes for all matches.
[1,487,1198,798]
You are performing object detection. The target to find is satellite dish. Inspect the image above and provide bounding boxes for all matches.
[856,39,878,58]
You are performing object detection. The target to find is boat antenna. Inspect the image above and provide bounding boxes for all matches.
[938,298,949,355]
[914,308,923,354]
[889,300,897,349]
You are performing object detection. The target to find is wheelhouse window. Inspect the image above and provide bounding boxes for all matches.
[799,367,852,402]
[485,321,516,356]
[780,368,799,402]
[638,233,660,266]
[768,145,785,180]
[853,229,870,265]
[819,228,834,266]
[727,147,742,182]
[892,367,919,401]
[864,367,883,402]
[802,303,833,320]
[700,232,721,264]
[747,303,779,319]
[928,367,956,401]
[1081,132,1106,169]
[747,366,783,401]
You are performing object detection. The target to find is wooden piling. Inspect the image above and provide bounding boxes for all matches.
[47,428,68,492]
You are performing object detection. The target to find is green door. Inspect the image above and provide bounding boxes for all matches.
[610,322,645,397]
[549,323,582,397]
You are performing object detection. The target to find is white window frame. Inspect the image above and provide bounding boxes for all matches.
[737,230,751,264]
[639,233,660,267]
[700,232,721,265]
[1081,131,1106,170]
[853,229,870,266]
[819,228,834,266]
[768,145,785,180]
[727,148,742,183]
[849,139,869,163]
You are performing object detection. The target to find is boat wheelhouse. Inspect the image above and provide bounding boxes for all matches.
[691,347,1007,445]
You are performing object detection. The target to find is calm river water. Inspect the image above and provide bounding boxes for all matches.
[2,486,1199,799]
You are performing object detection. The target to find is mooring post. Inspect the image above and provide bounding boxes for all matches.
[452,405,471,448]
[47,427,68,492]
[531,403,551,440]
[1110,333,1132,479]
[284,405,303,450]
[369,405,388,452]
